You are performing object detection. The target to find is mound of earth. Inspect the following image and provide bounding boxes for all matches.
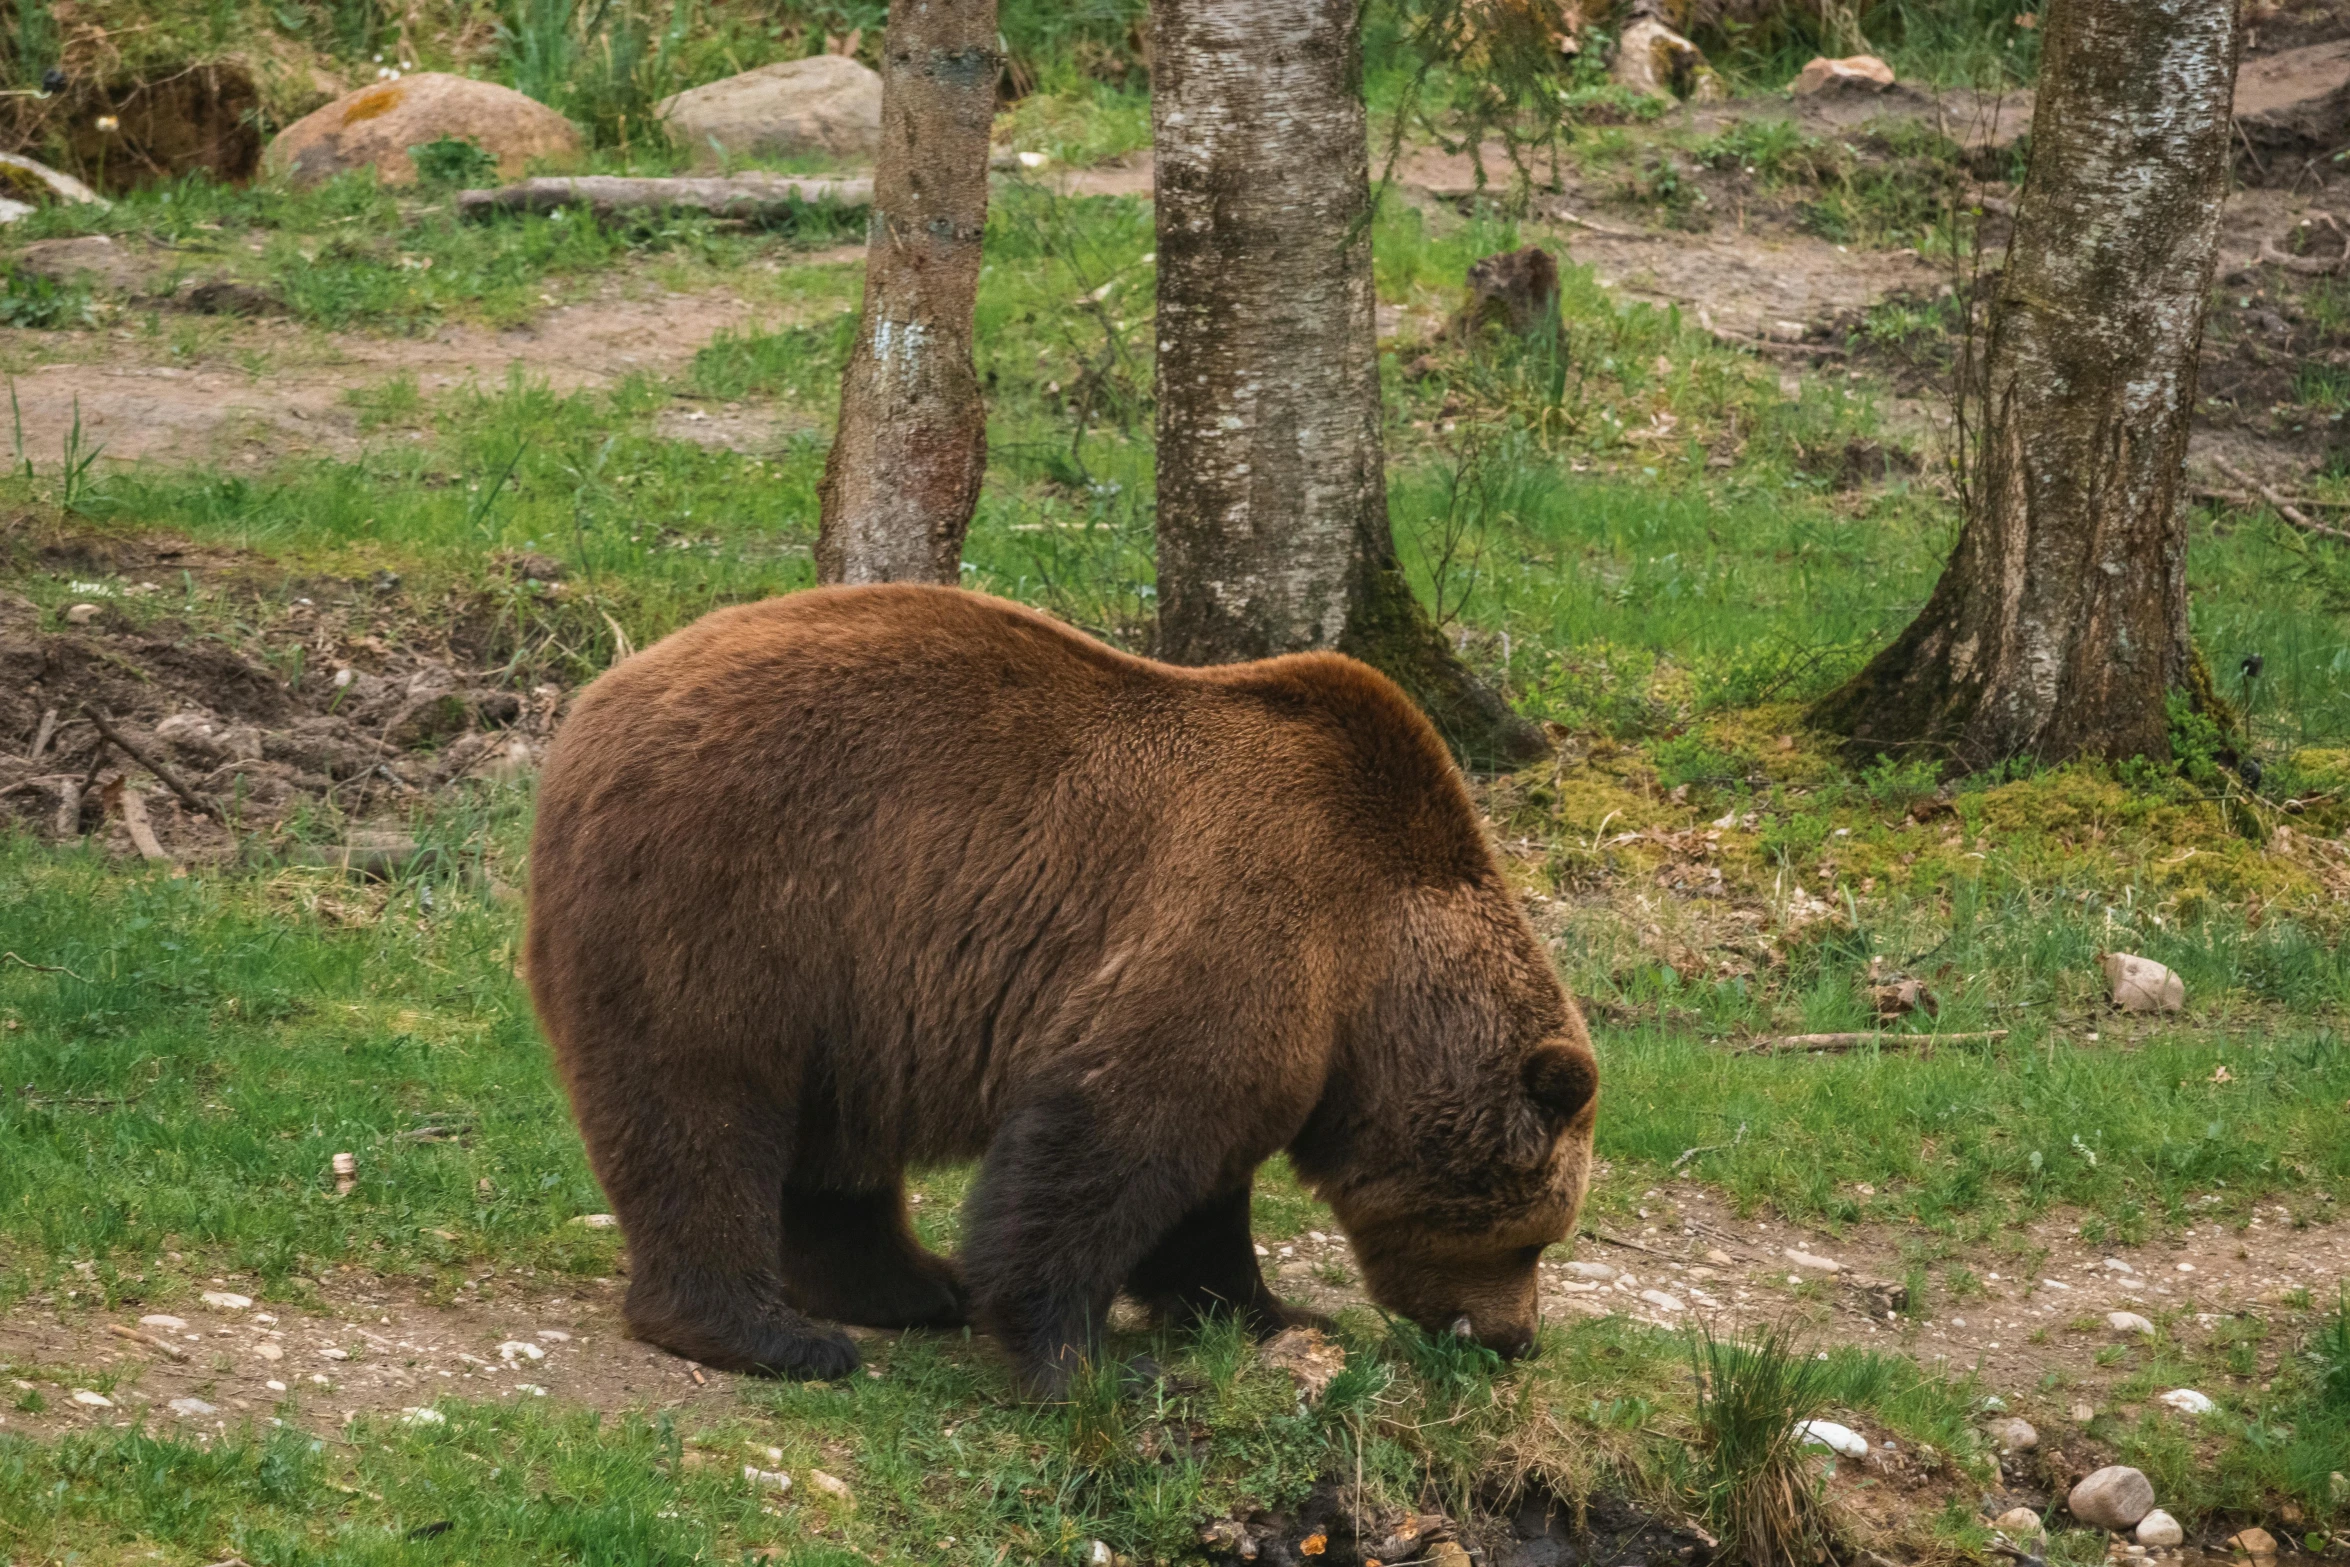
[0,532,562,863]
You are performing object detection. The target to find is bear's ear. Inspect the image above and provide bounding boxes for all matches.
[1522,1041,1597,1129]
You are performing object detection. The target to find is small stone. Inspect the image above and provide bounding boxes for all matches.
[2332,1472,2350,1506]
[535,1329,572,1342]
[167,1396,218,1418]
[1088,1543,1113,1567]
[70,1388,113,1408]
[1783,1248,1841,1273]
[1987,1417,2038,1453]
[809,1469,853,1503]
[2108,1311,2156,1337]
[64,603,100,624]
[2137,1511,2184,1548]
[1562,1260,1618,1281]
[400,1406,446,1425]
[2158,1388,2214,1416]
[2229,1528,2277,1558]
[2072,1401,2096,1422]
[1638,1289,1685,1312]
[571,1213,618,1228]
[2103,1257,2138,1274]
[320,1347,350,1361]
[1788,53,1896,94]
[200,1290,253,1310]
[497,1340,546,1362]
[265,1379,287,1392]
[742,1465,791,1492]
[1993,1507,2045,1538]
[2069,1465,2156,1530]
[140,1314,189,1331]
[1703,1249,1734,1267]
[2101,952,2185,1013]
[1794,1419,1869,1458]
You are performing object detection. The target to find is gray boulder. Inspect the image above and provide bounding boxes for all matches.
[658,54,881,167]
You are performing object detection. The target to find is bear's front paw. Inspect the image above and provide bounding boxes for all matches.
[752,1324,862,1381]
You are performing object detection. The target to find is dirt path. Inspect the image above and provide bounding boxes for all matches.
[3,270,852,467]
[5,1191,2340,1452]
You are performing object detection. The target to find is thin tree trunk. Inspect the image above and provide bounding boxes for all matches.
[1150,0,1546,768]
[1812,0,2241,768]
[817,4,1000,585]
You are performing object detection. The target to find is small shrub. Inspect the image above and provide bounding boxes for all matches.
[410,135,500,189]
[2315,1287,2350,1412]
[1688,1321,1843,1567]
[0,266,94,329]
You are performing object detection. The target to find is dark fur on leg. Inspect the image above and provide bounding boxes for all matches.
[961,1094,1225,1398]
[1125,1184,1320,1337]
[780,1186,970,1330]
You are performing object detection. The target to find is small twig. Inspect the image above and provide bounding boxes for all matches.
[1742,1029,2008,1053]
[1669,1121,1747,1171]
[81,706,228,823]
[18,1083,148,1109]
[2209,457,2350,543]
[2255,234,2350,276]
[3,951,91,982]
[112,782,171,864]
[107,1322,189,1361]
[1579,1227,1677,1258]
[2194,486,2350,511]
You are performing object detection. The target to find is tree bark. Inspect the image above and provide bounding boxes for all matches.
[816,2,1000,585]
[1812,0,2241,769]
[1150,0,1547,769]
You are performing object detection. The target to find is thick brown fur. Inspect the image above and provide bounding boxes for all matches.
[525,586,1599,1392]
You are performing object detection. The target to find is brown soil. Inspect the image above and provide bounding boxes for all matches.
[2,1193,2332,1560]
[3,273,837,468]
[0,526,571,858]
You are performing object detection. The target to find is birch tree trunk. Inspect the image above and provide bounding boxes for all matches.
[1813,0,2241,768]
[816,4,1000,585]
[1151,0,1546,767]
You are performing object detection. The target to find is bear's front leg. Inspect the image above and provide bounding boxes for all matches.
[1124,1184,1331,1337]
[960,1092,1227,1398]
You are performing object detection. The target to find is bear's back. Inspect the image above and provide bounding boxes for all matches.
[528,586,1501,1167]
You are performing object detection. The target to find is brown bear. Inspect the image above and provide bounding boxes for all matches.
[525,585,1598,1393]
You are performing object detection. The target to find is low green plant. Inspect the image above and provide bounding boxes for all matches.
[1687,1321,1842,1567]
[411,134,501,188]
[0,265,93,329]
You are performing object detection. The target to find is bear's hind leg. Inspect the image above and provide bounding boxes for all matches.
[779,1186,970,1330]
[594,1083,858,1380]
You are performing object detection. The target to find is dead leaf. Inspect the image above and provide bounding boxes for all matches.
[1258,1326,1347,1400]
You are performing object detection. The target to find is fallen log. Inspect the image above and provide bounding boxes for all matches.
[1743,1029,2008,1053]
[456,174,872,223]
[2211,456,2350,544]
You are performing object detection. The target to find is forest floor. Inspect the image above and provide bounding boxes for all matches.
[5,33,2350,1567]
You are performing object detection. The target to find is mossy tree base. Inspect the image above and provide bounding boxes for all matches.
[1811,0,2238,774]
[1340,558,1549,772]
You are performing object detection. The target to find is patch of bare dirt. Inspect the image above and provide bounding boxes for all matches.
[0,529,573,858]
[0,1273,740,1447]
[4,278,822,468]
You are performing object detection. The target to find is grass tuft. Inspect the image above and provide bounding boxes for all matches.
[1687,1321,1844,1567]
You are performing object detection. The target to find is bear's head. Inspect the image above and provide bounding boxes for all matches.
[1296,884,1599,1358]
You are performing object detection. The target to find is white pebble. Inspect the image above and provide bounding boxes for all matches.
[200,1291,253,1310]
[1638,1289,1685,1312]
[2157,1388,2214,1416]
[2107,1311,2156,1337]
[1784,1248,1841,1273]
[571,1214,618,1228]
[70,1389,113,1408]
[497,1340,546,1362]
[1795,1419,1869,1458]
[167,1397,217,1417]
[400,1406,446,1426]
[743,1465,791,1492]
[2137,1510,2184,1547]
[140,1314,189,1331]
